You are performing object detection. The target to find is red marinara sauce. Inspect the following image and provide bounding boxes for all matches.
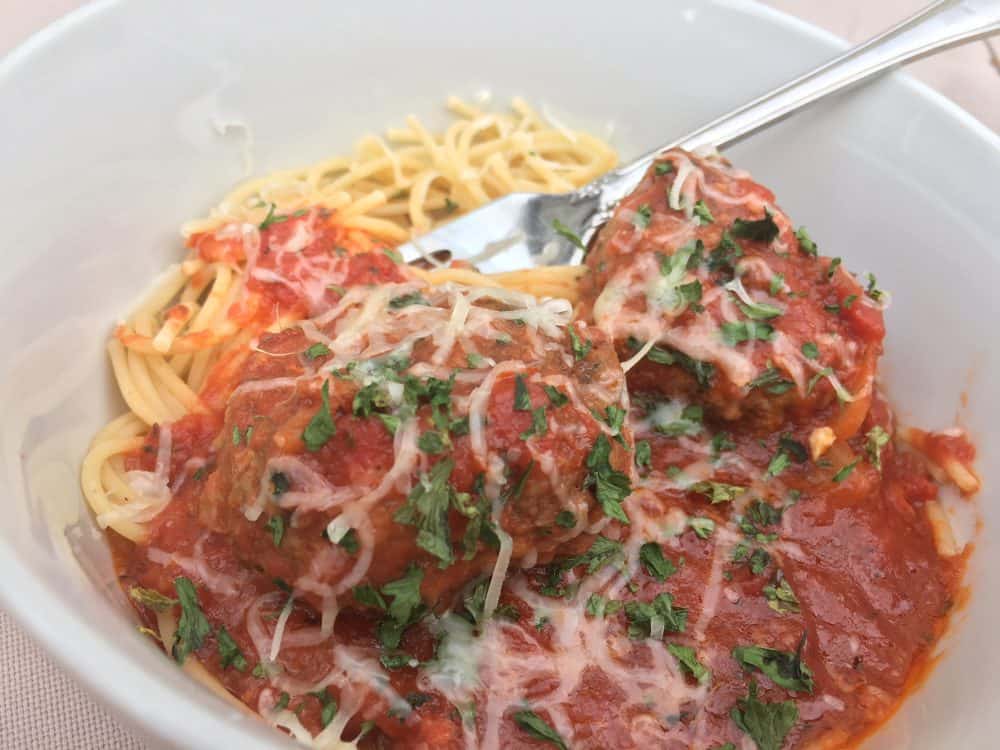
[106,194,970,750]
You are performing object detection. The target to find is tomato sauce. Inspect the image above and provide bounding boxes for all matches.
[108,180,969,750]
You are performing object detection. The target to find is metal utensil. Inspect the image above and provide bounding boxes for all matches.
[397,0,999,273]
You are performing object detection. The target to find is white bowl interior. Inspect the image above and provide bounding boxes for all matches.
[0,1,997,747]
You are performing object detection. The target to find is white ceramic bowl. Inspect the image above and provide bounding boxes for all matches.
[1,1,997,748]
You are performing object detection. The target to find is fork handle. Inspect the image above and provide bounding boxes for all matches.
[587,0,1000,212]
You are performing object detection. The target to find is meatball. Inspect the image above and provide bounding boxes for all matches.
[197,281,633,611]
[578,149,885,437]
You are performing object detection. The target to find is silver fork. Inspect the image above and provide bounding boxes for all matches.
[398,0,999,274]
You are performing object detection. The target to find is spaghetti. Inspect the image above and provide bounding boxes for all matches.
[82,98,978,750]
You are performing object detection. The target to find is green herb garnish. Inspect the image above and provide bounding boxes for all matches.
[514,710,568,749]
[171,577,211,664]
[302,381,336,451]
[639,542,677,582]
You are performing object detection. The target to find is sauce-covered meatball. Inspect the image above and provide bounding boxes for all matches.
[196,281,633,612]
[578,149,885,439]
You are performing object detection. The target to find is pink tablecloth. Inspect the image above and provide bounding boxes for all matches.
[0,610,144,749]
[1,1,997,748]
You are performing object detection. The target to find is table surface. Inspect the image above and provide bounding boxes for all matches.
[1,1,997,748]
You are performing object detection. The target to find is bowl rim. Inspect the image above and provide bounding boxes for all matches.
[0,1,997,748]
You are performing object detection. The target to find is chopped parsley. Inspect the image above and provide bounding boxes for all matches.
[733,637,814,693]
[708,232,743,276]
[302,381,336,451]
[585,593,622,618]
[520,406,548,440]
[543,385,569,407]
[731,683,798,750]
[376,566,426,649]
[273,692,291,712]
[513,374,532,411]
[746,367,794,396]
[769,273,785,295]
[737,298,783,321]
[265,515,285,547]
[655,161,674,175]
[826,256,842,280]
[740,500,783,540]
[766,437,806,478]
[602,404,627,436]
[353,583,388,611]
[216,626,247,671]
[658,239,703,278]
[568,326,593,361]
[801,341,819,359]
[639,542,677,582]
[379,651,415,670]
[693,200,715,224]
[552,219,585,251]
[654,403,704,438]
[734,543,773,576]
[865,273,885,302]
[258,203,306,230]
[627,337,715,388]
[690,481,746,504]
[418,430,448,454]
[394,459,457,566]
[171,577,211,664]
[730,211,779,243]
[453,475,501,561]
[752,498,784,525]
[766,451,790,478]
[679,279,704,306]
[832,458,860,483]
[711,432,736,456]
[514,710,568,750]
[763,577,800,615]
[547,536,624,592]
[389,292,429,309]
[690,517,716,539]
[667,643,709,683]
[635,440,652,470]
[304,342,331,360]
[625,593,688,638]
[633,203,653,230]
[337,528,359,554]
[584,434,631,523]
[795,226,817,256]
[555,510,576,529]
[310,688,338,728]
[721,320,775,346]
